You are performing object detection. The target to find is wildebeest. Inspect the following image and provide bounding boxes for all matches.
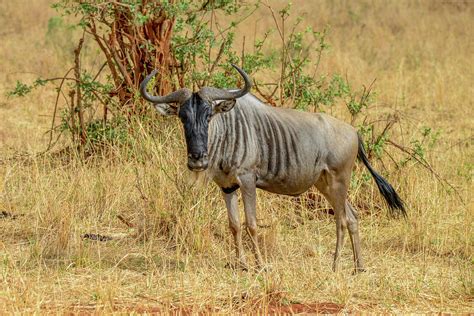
[140,64,405,273]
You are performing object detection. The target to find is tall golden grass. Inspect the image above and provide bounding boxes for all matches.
[0,0,472,313]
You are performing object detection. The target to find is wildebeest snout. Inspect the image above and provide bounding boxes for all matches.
[187,153,209,171]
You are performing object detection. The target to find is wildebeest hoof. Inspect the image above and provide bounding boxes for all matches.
[255,264,271,273]
[352,267,366,275]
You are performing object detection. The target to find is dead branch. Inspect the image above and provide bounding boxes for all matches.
[387,140,466,206]
[117,214,135,228]
[73,35,86,146]
[44,67,74,152]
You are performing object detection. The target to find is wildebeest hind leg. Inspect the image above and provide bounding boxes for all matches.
[316,171,348,272]
[346,201,365,273]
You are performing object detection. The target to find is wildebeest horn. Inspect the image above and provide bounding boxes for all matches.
[140,69,192,104]
[199,64,252,101]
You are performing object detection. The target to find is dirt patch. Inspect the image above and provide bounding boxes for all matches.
[43,301,345,315]
[265,302,344,314]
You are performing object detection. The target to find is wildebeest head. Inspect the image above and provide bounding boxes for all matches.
[140,64,252,171]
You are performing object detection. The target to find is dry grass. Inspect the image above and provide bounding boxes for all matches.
[0,0,473,313]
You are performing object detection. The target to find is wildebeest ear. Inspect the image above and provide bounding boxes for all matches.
[212,100,236,114]
[154,103,178,116]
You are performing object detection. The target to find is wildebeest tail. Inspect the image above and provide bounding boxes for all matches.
[357,134,406,217]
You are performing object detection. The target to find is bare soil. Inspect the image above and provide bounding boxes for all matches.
[43,301,346,315]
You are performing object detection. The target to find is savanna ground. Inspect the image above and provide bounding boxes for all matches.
[0,0,473,313]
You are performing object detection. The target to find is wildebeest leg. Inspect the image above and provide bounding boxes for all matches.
[223,191,247,269]
[331,200,347,272]
[345,201,365,272]
[316,171,348,272]
[239,173,264,268]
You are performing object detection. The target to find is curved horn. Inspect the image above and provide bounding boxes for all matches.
[140,70,191,104]
[199,63,252,101]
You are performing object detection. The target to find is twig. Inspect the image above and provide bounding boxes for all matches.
[263,1,286,104]
[117,214,135,228]
[241,36,246,70]
[43,67,74,152]
[382,147,400,170]
[107,32,134,89]
[253,80,278,106]
[387,140,466,206]
[69,90,76,144]
[73,35,86,146]
[374,116,396,148]
[205,36,228,86]
[86,21,122,96]
[92,62,108,82]
[441,135,473,152]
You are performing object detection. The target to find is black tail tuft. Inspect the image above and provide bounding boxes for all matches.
[357,135,406,218]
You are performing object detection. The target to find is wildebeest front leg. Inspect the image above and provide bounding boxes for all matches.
[223,191,247,269]
[239,173,264,268]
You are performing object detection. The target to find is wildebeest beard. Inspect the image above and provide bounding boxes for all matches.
[178,93,212,171]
